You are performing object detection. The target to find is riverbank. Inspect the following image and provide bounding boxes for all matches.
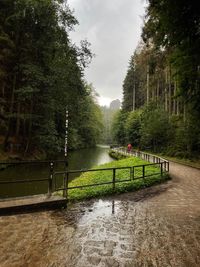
[0,147,46,161]
[59,152,170,201]
[0,144,111,162]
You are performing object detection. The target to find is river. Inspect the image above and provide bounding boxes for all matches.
[0,145,114,199]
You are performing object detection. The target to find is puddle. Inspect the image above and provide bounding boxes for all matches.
[78,199,120,223]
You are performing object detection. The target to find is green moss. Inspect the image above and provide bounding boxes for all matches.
[58,155,170,201]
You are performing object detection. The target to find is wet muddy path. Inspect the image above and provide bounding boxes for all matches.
[1,162,200,267]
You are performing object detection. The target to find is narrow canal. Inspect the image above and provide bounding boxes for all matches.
[0,145,114,198]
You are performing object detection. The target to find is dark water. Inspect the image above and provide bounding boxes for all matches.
[0,145,113,198]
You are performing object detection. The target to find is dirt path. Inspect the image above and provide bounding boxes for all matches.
[0,162,200,267]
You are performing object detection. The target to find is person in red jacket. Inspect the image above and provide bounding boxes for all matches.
[127,143,132,153]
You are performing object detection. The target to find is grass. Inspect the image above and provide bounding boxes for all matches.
[115,147,200,169]
[57,151,170,201]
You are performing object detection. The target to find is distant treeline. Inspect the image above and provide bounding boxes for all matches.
[112,0,200,158]
[0,0,102,157]
[101,99,121,145]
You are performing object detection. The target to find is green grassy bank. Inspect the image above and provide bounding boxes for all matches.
[58,151,170,201]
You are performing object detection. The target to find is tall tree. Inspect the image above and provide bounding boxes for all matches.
[0,0,101,158]
[142,0,200,113]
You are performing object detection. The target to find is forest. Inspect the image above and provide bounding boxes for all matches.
[1,0,199,160]
[112,0,200,159]
[100,99,120,145]
[0,0,102,159]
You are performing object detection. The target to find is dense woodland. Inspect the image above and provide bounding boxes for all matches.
[1,0,199,159]
[113,0,200,158]
[0,0,102,158]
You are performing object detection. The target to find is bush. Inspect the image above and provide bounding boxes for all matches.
[125,110,142,146]
[140,103,172,152]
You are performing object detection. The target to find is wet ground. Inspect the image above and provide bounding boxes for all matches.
[0,162,200,267]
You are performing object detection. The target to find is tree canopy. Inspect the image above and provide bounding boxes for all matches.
[113,0,200,157]
[0,0,102,158]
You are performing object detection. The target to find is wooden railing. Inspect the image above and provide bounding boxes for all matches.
[0,149,169,200]
[53,160,169,199]
[111,147,169,172]
[0,160,67,198]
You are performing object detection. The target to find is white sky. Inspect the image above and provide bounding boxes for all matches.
[67,0,146,106]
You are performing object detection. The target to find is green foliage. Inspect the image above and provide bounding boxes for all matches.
[111,110,127,145]
[0,0,102,157]
[122,55,135,111]
[125,110,142,147]
[140,103,172,152]
[166,111,200,158]
[143,0,200,116]
[100,105,119,145]
[112,105,174,153]
[60,156,169,201]
[119,1,200,158]
[76,84,103,148]
[122,52,145,112]
[109,150,127,160]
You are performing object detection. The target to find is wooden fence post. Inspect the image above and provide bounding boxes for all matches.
[63,160,68,198]
[48,162,54,197]
[63,172,69,199]
[141,165,145,187]
[113,169,116,190]
[142,165,145,180]
[129,168,132,180]
[161,162,163,177]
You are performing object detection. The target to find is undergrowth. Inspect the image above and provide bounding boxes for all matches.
[57,152,170,201]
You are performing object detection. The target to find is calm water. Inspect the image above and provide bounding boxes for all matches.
[0,145,114,198]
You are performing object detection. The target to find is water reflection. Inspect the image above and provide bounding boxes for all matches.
[0,146,114,198]
[112,200,115,214]
[66,145,113,170]
[78,199,120,225]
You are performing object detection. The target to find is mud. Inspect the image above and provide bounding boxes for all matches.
[0,162,200,267]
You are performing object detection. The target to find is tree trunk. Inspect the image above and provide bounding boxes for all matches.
[177,99,180,116]
[156,79,159,106]
[152,75,155,102]
[183,102,186,123]
[146,64,150,104]
[168,66,172,114]
[133,80,136,111]
[173,80,176,114]
[16,102,21,137]
[4,74,16,150]
[165,67,168,112]
[25,98,33,154]
[0,82,5,115]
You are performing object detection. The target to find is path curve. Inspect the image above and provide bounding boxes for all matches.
[0,161,200,267]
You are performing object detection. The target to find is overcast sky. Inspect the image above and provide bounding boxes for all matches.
[67,0,146,106]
